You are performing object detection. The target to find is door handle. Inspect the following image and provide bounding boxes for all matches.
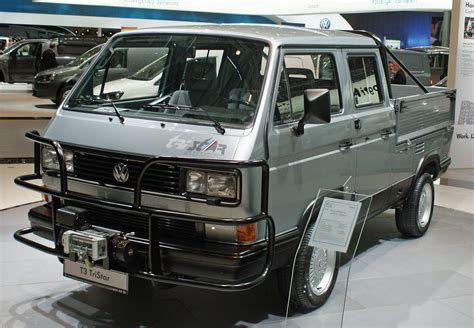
[354,119,361,130]
[381,130,391,140]
[339,141,353,152]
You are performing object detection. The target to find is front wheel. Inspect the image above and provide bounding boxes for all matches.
[56,84,73,105]
[278,223,340,312]
[396,173,434,238]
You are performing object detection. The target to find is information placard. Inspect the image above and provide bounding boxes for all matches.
[308,197,361,253]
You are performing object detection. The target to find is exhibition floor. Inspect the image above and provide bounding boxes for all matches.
[0,166,473,327]
[0,83,53,159]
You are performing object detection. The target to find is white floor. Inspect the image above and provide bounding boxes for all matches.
[0,164,473,327]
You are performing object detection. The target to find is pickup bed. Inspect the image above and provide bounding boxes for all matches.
[13,25,454,313]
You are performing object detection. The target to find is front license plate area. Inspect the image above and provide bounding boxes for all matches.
[64,259,129,294]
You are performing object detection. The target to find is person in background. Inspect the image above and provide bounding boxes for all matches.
[40,43,58,71]
[388,60,407,85]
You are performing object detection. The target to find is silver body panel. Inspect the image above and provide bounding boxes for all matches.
[42,24,454,238]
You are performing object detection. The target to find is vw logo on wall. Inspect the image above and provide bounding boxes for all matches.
[113,163,129,183]
[320,18,331,29]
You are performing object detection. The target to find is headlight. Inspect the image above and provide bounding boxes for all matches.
[37,73,56,82]
[186,171,205,193]
[41,145,74,172]
[185,170,238,200]
[206,173,237,198]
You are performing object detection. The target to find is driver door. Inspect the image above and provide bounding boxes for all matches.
[267,49,356,233]
[9,42,41,82]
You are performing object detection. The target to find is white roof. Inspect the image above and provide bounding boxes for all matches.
[118,24,377,48]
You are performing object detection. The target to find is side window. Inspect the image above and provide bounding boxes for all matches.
[275,68,291,123]
[312,54,342,114]
[16,43,37,57]
[348,56,383,107]
[275,52,342,125]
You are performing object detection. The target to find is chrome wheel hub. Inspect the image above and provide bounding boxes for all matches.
[308,247,336,296]
[418,183,433,228]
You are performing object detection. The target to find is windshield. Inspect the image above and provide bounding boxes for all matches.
[2,41,24,55]
[66,34,269,128]
[67,45,102,67]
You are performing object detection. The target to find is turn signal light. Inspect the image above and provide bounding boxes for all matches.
[42,184,49,202]
[236,224,257,242]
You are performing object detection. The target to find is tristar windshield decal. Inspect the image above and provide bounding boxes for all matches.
[166,135,227,155]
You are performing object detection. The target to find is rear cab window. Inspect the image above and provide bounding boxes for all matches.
[347,55,384,108]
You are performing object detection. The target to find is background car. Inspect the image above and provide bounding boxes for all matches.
[408,46,449,84]
[391,49,432,85]
[33,44,103,105]
[0,37,105,84]
[93,54,168,100]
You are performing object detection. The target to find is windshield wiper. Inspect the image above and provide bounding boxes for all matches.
[143,103,225,135]
[68,97,125,124]
[110,101,125,124]
[189,106,225,135]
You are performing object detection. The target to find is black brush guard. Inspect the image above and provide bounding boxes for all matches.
[14,130,275,291]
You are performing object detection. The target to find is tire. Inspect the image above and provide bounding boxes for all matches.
[57,84,73,105]
[396,173,434,238]
[278,223,340,312]
[51,99,60,105]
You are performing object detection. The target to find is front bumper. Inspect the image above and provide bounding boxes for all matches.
[14,130,279,291]
[19,203,297,285]
[32,81,56,99]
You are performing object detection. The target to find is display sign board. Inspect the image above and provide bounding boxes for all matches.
[384,38,401,49]
[449,0,474,168]
[309,197,361,253]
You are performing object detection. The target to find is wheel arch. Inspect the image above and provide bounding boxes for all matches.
[416,154,441,180]
[56,79,76,102]
[297,198,321,233]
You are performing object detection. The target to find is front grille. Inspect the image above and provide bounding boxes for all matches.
[72,151,181,195]
[66,201,199,240]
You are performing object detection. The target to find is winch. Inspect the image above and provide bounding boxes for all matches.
[57,206,136,267]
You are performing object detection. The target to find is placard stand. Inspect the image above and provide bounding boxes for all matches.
[280,189,372,327]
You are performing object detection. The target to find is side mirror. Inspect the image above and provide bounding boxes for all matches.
[293,89,331,136]
[100,90,124,101]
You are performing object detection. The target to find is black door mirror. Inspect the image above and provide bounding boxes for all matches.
[293,89,331,136]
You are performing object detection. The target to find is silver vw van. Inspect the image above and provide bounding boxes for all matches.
[15,25,454,312]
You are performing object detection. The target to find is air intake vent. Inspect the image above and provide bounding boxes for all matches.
[415,142,425,154]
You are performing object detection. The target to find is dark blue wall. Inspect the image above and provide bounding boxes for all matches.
[343,12,443,48]
[0,0,273,24]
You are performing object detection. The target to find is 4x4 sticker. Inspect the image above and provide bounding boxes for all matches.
[166,135,227,155]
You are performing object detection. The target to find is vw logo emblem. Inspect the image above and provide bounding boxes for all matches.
[320,18,331,29]
[113,163,129,183]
